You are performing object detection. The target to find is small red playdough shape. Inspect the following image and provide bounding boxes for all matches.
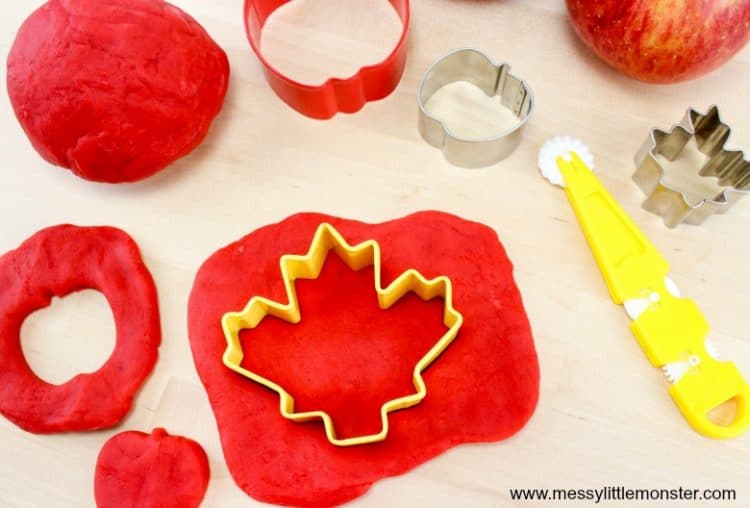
[95,428,210,508]
[0,225,161,433]
[7,0,230,183]
[188,212,539,507]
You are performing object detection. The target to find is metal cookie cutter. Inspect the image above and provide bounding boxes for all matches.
[634,105,750,227]
[222,223,463,447]
[244,0,410,119]
[418,48,534,168]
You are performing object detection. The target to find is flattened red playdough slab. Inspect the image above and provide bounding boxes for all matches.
[95,428,210,508]
[0,225,160,433]
[188,212,539,506]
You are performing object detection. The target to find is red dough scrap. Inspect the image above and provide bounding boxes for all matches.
[0,225,161,433]
[6,0,230,183]
[188,212,540,507]
[95,428,210,508]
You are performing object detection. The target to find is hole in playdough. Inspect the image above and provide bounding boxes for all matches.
[655,137,728,207]
[424,81,521,140]
[260,0,403,86]
[21,290,115,385]
[239,253,449,440]
[707,397,737,427]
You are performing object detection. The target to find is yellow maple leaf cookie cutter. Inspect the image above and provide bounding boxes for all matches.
[221,222,464,446]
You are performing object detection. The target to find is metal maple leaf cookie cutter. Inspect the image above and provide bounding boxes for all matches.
[418,48,534,168]
[221,223,463,447]
[634,105,750,227]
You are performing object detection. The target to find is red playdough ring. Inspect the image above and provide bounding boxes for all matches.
[0,225,161,433]
[7,0,230,183]
[95,428,210,508]
[244,0,410,119]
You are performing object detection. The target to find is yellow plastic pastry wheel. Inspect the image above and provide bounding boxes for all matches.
[539,137,749,439]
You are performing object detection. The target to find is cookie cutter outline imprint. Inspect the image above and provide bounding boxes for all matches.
[221,222,464,446]
[244,0,410,119]
[634,105,750,227]
[418,48,534,168]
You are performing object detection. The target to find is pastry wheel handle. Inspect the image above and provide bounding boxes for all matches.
[632,293,750,439]
[556,152,750,439]
[670,361,750,439]
[557,152,669,304]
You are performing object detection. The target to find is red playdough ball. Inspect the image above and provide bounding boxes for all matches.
[95,429,210,508]
[6,0,230,183]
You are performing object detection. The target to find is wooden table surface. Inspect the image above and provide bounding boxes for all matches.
[1,1,748,506]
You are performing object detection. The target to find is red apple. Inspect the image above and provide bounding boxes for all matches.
[566,0,750,83]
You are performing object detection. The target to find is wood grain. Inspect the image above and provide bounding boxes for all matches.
[0,0,748,506]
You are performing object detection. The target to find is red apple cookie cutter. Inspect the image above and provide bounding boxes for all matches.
[244,0,410,119]
[0,225,161,433]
